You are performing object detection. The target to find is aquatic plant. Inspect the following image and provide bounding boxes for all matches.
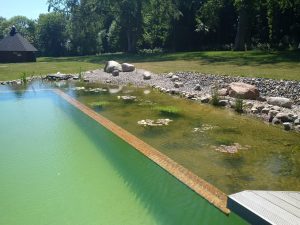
[89,101,110,109]
[153,106,181,116]
[235,98,244,113]
[20,72,27,84]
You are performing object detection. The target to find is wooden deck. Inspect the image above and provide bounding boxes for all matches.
[228,190,300,225]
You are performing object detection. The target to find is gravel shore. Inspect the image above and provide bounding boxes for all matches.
[83,69,300,132]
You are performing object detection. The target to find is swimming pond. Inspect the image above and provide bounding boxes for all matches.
[0,90,247,225]
[67,82,300,194]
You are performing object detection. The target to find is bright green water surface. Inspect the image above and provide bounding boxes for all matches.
[68,83,300,194]
[0,90,247,225]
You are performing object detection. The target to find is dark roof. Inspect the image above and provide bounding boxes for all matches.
[0,33,37,52]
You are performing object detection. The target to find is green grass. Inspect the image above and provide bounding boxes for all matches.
[0,50,299,81]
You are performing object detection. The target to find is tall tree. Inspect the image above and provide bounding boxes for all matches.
[36,13,68,56]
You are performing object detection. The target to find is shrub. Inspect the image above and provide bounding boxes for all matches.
[235,98,244,113]
[20,72,27,84]
[211,88,220,106]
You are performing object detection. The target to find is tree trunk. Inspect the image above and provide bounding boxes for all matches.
[234,7,248,51]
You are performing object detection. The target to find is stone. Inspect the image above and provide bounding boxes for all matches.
[200,96,211,103]
[118,95,137,102]
[174,82,184,88]
[121,63,135,72]
[143,71,152,80]
[228,82,259,99]
[218,88,228,96]
[194,84,202,91]
[170,75,179,82]
[271,105,281,111]
[137,119,173,127]
[295,125,300,132]
[272,118,281,125]
[294,118,300,125]
[251,107,259,114]
[112,70,119,76]
[275,113,294,123]
[166,72,174,78]
[104,60,122,73]
[283,122,293,131]
[219,100,228,106]
[261,108,270,114]
[267,97,293,108]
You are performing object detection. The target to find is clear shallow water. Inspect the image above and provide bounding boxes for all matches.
[0,89,246,225]
[66,82,300,194]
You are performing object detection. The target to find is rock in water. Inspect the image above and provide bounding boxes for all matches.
[228,82,259,100]
[104,61,122,73]
[266,97,293,108]
[121,63,135,72]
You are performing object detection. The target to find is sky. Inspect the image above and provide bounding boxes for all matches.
[0,0,49,20]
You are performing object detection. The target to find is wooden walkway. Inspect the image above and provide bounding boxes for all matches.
[228,190,300,225]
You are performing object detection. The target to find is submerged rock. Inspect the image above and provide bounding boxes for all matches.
[137,119,173,127]
[215,143,250,154]
[118,95,137,102]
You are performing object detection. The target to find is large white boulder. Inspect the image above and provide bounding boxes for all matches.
[104,61,122,73]
[121,63,135,72]
[228,82,259,100]
[267,97,293,108]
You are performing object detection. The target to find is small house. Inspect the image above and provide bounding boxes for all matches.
[0,26,37,63]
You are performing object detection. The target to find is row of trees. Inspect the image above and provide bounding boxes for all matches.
[1,0,299,56]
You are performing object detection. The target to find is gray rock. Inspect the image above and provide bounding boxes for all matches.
[275,113,294,122]
[272,118,281,125]
[219,100,228,106]
[194,84,202,91]
[121,63,135,72]
[112,70,119,76]
[170,75,179,82]
[295,125,300,132]
[200,96,211,103]
[271,105,281,111]
[294,118,300,125]
[251,107,259,114]
[174,82,184,88]
[267,97,293,108]
[218,88,228,96]
[283,122,293,131]
[143,71,152,80]
[104,61,122,73]
[261,108,270,114]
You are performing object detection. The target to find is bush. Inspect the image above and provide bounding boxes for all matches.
[20,72,27,84]
[211,88,220,106]
[234,98,244,113]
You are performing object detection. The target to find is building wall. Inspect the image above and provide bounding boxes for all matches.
[0,51,36,63]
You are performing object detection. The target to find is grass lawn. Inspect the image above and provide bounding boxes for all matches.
[0,50,299,81]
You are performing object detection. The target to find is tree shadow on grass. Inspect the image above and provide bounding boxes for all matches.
[38,50,300,67]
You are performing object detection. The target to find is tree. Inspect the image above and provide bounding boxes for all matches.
[36,13,68,56]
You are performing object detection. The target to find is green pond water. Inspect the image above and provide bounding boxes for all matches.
[0,90,247,225]
[65,82,300,194]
